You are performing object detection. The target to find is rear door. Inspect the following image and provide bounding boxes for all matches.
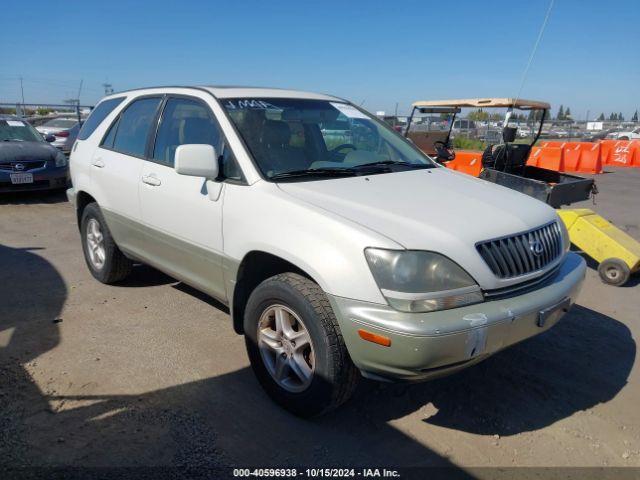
[138,94,227,299]
[91,96,163,254]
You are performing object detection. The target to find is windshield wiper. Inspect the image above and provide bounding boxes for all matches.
[269,167,358,180]
[350,160,434,170]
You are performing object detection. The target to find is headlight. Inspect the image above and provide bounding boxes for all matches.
[55,151,68,167]
[365,249,483,313]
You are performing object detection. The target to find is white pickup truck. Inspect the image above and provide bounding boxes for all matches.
[67,86,585,416]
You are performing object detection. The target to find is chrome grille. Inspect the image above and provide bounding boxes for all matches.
[0,161,47,172]
[476,222,563,279]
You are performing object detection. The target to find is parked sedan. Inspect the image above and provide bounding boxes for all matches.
[607,127,640,140]
[0,116,70,192]
[35,117,81,153]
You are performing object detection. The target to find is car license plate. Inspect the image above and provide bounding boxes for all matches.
[537,297,571,327]
[10,173,34,184]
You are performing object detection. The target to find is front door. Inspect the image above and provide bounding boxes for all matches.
[90,96,163,254]
[138,95,226,300]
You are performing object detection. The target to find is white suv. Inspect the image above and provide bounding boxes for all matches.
[68,86,586,416]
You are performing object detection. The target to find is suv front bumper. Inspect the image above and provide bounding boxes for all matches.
[329,252,586,382]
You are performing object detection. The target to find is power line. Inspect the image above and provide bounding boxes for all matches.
[513,0,555,107]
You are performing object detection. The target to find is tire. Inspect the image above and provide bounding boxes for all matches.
[80,202,132,284]
[619,136,629,141]
[598,258,630,286]
[244,273,359,417]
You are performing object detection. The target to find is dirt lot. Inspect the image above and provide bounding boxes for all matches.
[1,167,639,475]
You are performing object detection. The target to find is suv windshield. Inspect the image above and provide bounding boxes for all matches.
[0,119,44,142]
[223,98,435,180]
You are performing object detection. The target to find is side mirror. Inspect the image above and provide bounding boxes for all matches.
[502,127,517,143]
[175,144,219,179]
[45,134,56,142]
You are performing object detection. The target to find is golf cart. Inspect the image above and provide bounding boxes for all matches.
[405,98,596,208]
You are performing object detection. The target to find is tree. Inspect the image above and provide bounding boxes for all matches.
[468,108,489,121]
[556,105,565,120]
[565,107,572,119]
[619,112,624,122]
[632,110,639,122]
[609,112,617,121]
[597,113,605,121]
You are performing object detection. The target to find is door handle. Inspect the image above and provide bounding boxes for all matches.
[91,158,105,168]
[141,175,161,186]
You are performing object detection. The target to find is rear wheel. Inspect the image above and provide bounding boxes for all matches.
[598,258,630,286]
[244,273,359,417]
[80,202,132,284]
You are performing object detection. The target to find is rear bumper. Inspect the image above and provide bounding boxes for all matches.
[0,167,69,193]
[329,252,586,382]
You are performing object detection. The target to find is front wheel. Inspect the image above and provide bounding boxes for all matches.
[598,258,630,286]
[80,202,132,284]
[244,273,359,417]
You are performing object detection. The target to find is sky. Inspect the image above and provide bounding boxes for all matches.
[1,0,638,119]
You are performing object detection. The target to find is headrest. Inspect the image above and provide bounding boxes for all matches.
[263,120,291,147]
[180,117,214,144]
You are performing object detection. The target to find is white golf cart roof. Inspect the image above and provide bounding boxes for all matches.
[412,98,550,110]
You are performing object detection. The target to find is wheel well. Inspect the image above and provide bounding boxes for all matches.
[232,251,311,335]
[75,191,96,229]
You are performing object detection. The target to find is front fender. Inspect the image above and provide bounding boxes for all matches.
[222,181,400,304]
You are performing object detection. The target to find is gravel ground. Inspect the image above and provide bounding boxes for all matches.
[0,167,639,475]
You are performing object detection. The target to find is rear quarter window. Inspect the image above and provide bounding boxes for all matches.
[77,97,125,141]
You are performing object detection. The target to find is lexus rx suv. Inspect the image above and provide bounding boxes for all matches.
[67,86,585,416]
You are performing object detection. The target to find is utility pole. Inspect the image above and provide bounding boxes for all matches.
[76,79,83,103]
[394,102,398,116]
[76,80,84,123]
[102,82,113,96]
[19,76,25,117]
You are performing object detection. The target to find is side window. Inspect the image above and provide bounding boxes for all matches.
[221,147,243,181]
[111,97,162,157]
[77,97,125,141]
[101,118,119,148]
[152,97,221,167]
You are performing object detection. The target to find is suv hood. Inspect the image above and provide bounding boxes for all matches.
[277,168,559,288]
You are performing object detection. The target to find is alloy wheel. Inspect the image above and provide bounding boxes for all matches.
[257,304,315,393]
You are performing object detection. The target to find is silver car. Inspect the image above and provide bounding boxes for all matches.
[36,117,81,153]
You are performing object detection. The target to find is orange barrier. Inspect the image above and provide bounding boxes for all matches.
[540,141,567,149]
[527,146,565,171]
[445,150,482,177]
[600,140,640,167]
[561,142,603,174]
[633,141,640,167]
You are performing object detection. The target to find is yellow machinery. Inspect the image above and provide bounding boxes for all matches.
[557,209,640,286]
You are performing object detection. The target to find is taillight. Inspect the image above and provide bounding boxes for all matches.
[55,131,70,138]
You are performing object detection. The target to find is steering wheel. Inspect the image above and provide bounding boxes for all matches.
[433,141,456,162]
[330,144,357,154]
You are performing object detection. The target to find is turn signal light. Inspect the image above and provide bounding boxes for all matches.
[358,329,391,347]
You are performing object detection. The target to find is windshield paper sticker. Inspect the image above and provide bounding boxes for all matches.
[330,102,369,119]
[6,120,25,127]
[224,99,278,110]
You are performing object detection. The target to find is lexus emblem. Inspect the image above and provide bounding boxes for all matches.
[14,163,25,171]
[529,239,544,256]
